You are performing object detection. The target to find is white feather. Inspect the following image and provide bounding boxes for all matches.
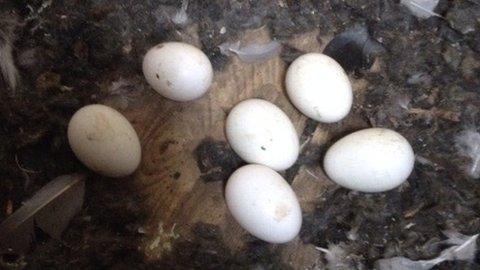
[316,243,364,270]
[218,40,282,63]
[172,0,189,26]
[0,42,19,90]
[455,130,480,178]
[0,15,20,91]
[401,0,440,19]
[375,232,478,270]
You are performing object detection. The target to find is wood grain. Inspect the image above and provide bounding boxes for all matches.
[116,27,368,267]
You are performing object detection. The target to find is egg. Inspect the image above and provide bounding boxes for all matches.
[142,42,213,102]
[323,128,415,192]
[68,104,142,178]
[226,99,299,171]
[285,53,353,123]
[225,164,302,243]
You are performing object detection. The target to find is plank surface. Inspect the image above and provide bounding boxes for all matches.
[119,27,368,266]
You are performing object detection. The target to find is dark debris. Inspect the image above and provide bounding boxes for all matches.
[158,223,290,270]
[194,137,244,183]
[284,119,320,183]
[0,0,479,269]
[323,24,385,73]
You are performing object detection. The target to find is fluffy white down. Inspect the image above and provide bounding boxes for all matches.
[142,42,213,102]
[285,53,352,123]
[226,99,299,171]
[323,128,415,192]
[225,164,302,243]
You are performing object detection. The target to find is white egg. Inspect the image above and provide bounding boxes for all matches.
[68,104,142,178]
[285,53,353,123]
[323,128,415,192]
[226,99,299,171]
[142,42,213,102]
[225,164,302,243]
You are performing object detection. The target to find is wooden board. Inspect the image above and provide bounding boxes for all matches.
[118,27,369,267]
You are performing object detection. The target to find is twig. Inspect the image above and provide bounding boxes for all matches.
[305,168,320,180]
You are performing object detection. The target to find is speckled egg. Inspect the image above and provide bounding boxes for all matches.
[142,42,213,102]
[226,99,299,171]
[68,104,141,178]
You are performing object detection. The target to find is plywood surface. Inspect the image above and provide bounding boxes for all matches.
[118,27,368,267]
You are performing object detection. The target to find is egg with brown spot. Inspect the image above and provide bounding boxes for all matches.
[225,164,302,243]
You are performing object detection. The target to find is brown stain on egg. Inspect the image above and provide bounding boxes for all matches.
[274,203,291,221]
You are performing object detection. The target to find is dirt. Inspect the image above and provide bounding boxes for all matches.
[157,222,288,270]
[194,137,244,184]
[0,0,479,269]
[284,119,321,184]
